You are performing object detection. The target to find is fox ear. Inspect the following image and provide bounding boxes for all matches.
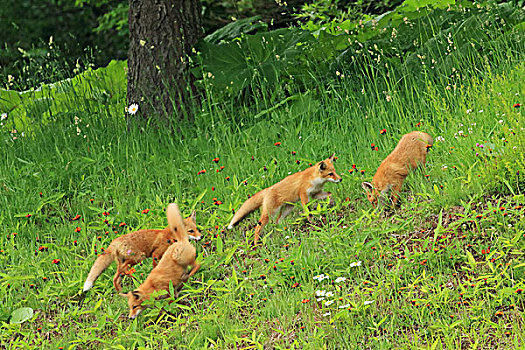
[329,153,335,160]
[131,290,141,300]
[361,182,373,192]
[190,210,196,221]
[319,161,327,171]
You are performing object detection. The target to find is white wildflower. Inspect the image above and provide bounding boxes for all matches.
[335,277,347,283]
[339,304,350,309]
[436,136,445,142]
[1,113,6,121]
[326,291,334,297]
[323,312,331,317]
[313,274,330,281]
[127,103,139,115]
[315,290,327,297]
[350,261,362,267]
[324,300,335,306]
[364,300,375,305]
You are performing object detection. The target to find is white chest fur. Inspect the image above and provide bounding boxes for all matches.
[307,177,326,197]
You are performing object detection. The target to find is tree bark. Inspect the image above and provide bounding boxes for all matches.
[127,0,201,126]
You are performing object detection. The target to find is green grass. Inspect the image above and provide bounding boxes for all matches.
[1,33,525,349]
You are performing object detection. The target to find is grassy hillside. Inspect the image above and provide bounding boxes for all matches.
[1,10,525,350]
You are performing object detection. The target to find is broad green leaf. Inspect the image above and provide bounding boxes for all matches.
[10,307,34,324]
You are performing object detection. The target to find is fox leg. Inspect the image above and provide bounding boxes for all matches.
[113,261,127,291]
[298,190,314,222]
[276,204,294,224]
[391,185,402,207]
[254,209,270,246]
[152,251,161,267]
[186,262,201,279]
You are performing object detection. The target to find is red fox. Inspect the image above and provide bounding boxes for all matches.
[119,203,200,319]
[362,131,433,207]
[227,154,342,245]
[82,207,201,292]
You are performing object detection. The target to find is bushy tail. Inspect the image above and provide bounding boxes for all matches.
[227,189,266,229]
[167,203,185,237]
[83,252,114,292]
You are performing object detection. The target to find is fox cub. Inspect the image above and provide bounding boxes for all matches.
[83,207,201,292]
[362,131,433,207]
[228,154,342,245]
[119,203,201,319]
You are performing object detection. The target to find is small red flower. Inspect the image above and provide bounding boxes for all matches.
[380,128,386,135]
[26,214,32,218]
[291,282,300,288]
[142,209,150,214]
[212,186,215,191]
[370,143,375,150]
[274,142,281,146]
[39,192,43,197]
[89,198,94,203]
[225,176,230,181]
[72,214,81,221]
[516,289,523,294]
[119,222,126,227]
[513,103,521,108]
[125,267,136,276]
[52,259,60,264]
[291,151,297,155]
[416,122,422,127]
[212,157,220,163]
[102,211,109,216]
[197,169,206,175]
[74,227,81,233]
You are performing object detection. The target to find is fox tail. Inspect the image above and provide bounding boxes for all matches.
[167,203,185,237]
[83,252,114,292]
[227,189,266,229]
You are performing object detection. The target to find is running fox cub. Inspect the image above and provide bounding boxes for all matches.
[362,131,433,207]
[228,154,342,245]
[120,203,201,319]
[83,207,201,292]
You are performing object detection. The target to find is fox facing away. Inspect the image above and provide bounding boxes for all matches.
[82,206,201,292]
[227,154,342,245]
[362,131,433,207]
[119,203,201,319]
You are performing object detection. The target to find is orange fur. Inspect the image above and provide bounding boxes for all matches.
[119,203,200,319]
[83,207,200,292]
[228,154,342,245]
[362,131,433,207]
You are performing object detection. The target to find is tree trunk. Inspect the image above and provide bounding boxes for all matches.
[127,0,201,126]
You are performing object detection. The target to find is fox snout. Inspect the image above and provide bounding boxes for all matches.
[189,234,201,241]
